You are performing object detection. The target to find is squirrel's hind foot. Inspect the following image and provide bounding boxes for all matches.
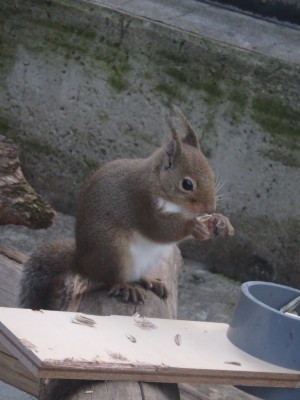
[109,278,168,304]
[140,276,168,300]
[109,283,144,304]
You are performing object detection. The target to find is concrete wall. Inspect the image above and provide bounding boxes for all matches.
[1,0,300,285]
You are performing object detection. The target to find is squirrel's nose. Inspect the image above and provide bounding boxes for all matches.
[204,198,216,214]
[190,200,216,215]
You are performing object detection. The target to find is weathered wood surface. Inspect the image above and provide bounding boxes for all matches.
[1,308,300,387]
[0,341,38,397]
[0,135,55,229]
[0,250,28,308]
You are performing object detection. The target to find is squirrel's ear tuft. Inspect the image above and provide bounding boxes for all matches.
[163,111,182,169]
[173,106,200,149]
[164,110,181,147]
[164,139,178,170]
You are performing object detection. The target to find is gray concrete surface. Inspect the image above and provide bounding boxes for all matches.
[99,0,300,64]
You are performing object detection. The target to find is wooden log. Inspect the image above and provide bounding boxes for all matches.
[40,380,179,400]
[0,135,55,229]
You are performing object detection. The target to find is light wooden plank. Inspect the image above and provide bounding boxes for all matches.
[0,253,24,308]
[0,341,39,397]
[0,307,300,388]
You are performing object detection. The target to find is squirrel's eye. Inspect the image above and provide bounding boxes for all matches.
[182,178,194,191]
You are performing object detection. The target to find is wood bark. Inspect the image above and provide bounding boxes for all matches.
[0,135,55,229]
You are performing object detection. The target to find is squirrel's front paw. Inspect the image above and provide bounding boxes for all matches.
[109,283,144,304]
[197,214,234,239]
[191,219,211,241]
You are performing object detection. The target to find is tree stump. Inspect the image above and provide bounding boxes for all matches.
[0,135,55,229]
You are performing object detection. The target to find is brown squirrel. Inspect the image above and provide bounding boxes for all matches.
[19,107,234,309]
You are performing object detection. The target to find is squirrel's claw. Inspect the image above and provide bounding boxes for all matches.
[109,278,168,303]
[109,283,144,304]
[140,276,168,300]
[152,280,168,299]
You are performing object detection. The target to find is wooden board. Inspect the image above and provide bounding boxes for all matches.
[0,307,300,389]
[0,252,25,308]
[0,341,39,397]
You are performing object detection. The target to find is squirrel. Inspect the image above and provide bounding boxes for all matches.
[19,107,234,309]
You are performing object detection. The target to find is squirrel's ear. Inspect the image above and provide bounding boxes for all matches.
[163,112,182,169]
[173,106,200,149]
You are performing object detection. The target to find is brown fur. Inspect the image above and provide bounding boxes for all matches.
[72,109,216,284]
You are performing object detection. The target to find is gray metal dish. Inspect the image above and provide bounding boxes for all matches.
[227,281,300,400]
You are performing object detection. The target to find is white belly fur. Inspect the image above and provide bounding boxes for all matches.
[126,232,173,282]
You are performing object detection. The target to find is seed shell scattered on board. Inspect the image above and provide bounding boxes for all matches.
[71,314,97,327]
[174,333,182,346]
[126,333,137,343]
[224,361,242,366]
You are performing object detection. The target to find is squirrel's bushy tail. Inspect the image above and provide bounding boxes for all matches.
[19,239,75,310]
